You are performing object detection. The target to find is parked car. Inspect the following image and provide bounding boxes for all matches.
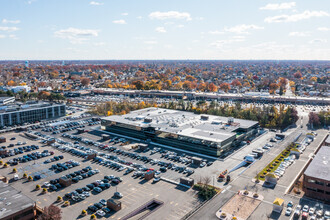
[114,192,123,198]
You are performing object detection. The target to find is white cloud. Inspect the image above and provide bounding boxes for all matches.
[121,12,128,16]
[208,30,224,35]
[54,27,99,44]
[233,35,246,40]
[144,40,158,45]
[309,39,327,44]
[265,10,329,23]
[2,19,20,24]
[113,19,126,24]
[211,37,245,49]
[9,34,19,40]
[137,16,143,19]
[260,2,296,10]
[90,1,103,5]
[224,24,264,34]
[176,24,184,28]
[155,27,166,33]
[317,27,330,31]
[93,42,105,46]
[0,35,5,39]
[149,11,192,21]
[289,31,310,37]
[0,26,19,31]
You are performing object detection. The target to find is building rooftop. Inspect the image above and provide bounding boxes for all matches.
[0,181,35,219]
[325,135,330,145]
[103,107,258,144]
[0,101,64,114]
[304,146,330,181]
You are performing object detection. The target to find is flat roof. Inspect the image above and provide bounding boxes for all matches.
[0,97,14,101]
[103,107,258,144]
[325,135,330,144]
[304,146,330,181]
[0,101,64,114]
[0,181,35,219]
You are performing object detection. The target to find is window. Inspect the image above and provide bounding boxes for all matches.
[308,179,316,184]
[315,180,324,186]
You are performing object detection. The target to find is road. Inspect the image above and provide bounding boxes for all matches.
[188,125,329,220]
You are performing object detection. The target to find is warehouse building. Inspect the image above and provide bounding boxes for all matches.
[303,146,330,202]
[0,101,65,127]
[101,107,259,156]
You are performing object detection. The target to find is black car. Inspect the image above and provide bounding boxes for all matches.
[76,188,83,193]
[88,205,97,212]
[49,185,57,191]
[94,203,103,209]
[55,183,62,189]
[86,184,94,189]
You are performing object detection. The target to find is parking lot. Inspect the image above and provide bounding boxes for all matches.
[0,130,203,219]
[0,112,310,220]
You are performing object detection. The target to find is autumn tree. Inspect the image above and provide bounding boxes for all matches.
[231,79,242,88]
[208,83,218,92]
[38,204,62,220]
[37,91,51,100]
[7,80,17,86]
[219,83,230,92]
[293,71,302,79]
[309,112,320,127]
[80,77,90,86]
[132,80,144,90]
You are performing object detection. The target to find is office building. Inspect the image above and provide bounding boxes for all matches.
[101,107,259,156]
[303,146,330,202]
[0,101,65,127]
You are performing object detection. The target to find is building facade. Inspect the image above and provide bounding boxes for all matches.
[303,146,330,202]
[101,108,259,156]
[0,102,65,127]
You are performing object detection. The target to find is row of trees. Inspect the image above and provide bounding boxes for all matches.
[89,100,157,116]
[160,100,299,129]
[309,111,329,128]
[0,90,66,102]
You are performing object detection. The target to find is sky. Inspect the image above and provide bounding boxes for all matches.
[0,0,329,60]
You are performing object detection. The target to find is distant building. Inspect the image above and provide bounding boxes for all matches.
[25,60,29,68]
[101,107,259,156]
[0,181,36,220]
[2,86,31,93]
[38,86,52,92]
[303,146,330,202]
[0,101,65,127]
[0,97,15,105]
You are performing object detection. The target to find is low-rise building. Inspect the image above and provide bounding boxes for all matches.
[101,107,259,156]
[303,146,330,202]
[0,181,36,220]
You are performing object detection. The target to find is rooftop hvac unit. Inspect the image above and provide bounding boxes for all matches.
[228,117,234,124]
[201,115,209,120]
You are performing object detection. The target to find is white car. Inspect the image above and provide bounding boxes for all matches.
[325,211,330,220]
[309,207,315,215]
[302,205,309,213]
[153,177,160,182]
[96,210,105,217]
[285,207,292,216]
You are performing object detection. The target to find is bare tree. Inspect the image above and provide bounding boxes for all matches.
[38,204,62,220]
[203,176,211,187]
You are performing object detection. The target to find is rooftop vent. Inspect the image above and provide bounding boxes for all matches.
[201,115,209,120]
